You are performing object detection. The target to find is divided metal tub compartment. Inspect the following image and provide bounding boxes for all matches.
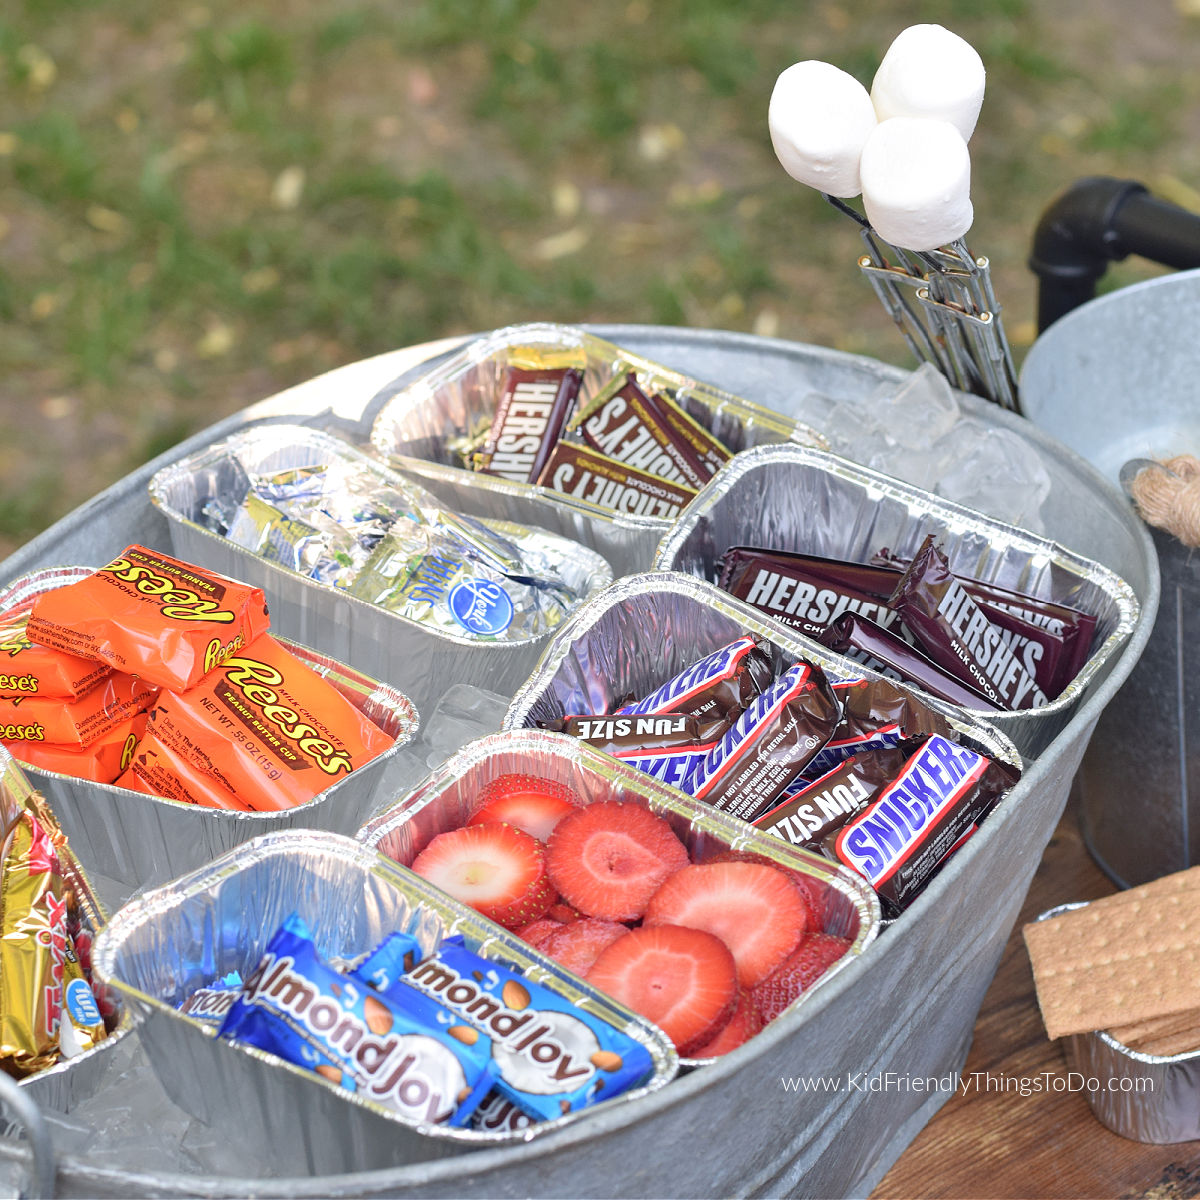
[91,831,677,1178]
[357,726,881,1068]
[148,424,614,722]
[0,566,419,909]
[653,443,1139,758]
[368,322,828,578]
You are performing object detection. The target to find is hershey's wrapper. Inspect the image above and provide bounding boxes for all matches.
[537,440,697,521]
[476,366,582,484]
[888,538,1048,711]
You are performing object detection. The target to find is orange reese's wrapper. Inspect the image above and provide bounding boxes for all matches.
[5,713,147,784]
[146,634,394,812]
[26,546,271,694]
[0,603,111,701]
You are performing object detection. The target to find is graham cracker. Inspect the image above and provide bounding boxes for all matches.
[1022,873,1200,1040]
[1107,1008,1200,1058]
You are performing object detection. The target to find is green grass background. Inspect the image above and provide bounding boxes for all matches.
[4,0,1200,555]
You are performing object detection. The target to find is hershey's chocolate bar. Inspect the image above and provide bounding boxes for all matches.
[477,366,581,484]
[536,440,697,520]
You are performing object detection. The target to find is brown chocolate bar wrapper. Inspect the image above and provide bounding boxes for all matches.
[688,662,841,822]
[537,440,697,520]
[477,365,581,484]
[578,374,710,490]
[753,741,920,849]
[888,537,1048,711]
[644,389,731,477]
[554,711,728,756]
[720,546,904,640]
[819,612,999,711]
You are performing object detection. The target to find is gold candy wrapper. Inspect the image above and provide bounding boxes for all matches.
[0,794,107,1077]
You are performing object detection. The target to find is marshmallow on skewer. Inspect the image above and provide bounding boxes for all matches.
[871,24,986,141]
[768,60,878,198]
[859,117,973,251]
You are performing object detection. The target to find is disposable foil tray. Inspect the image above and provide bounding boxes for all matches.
[0,567,419,907]
[0,749,134,1107]
[148,424,614,719]
[653,444,1139,757]
[504,571,1021,775]
[92,830,677,1178]
[1036,902,1200,1144]
[368,322,829,578]
[357,726,881,1067]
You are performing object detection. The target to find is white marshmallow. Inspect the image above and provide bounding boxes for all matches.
[768,60,878,198]
[859,117,973,251]
[871,24,985,141]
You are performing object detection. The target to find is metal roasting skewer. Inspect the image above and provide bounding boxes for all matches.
[822,194,1021,413]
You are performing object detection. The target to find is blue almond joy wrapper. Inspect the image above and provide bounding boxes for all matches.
[358,932,655,1123]
[218,915,496,1128]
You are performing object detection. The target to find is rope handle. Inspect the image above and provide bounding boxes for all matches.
[1123,455,1200,548]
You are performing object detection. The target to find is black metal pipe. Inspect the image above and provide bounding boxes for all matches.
[1029,176,1200,332]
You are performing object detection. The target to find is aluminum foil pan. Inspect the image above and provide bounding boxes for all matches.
[91,829,677,1178]
[148,424,614,719]
[368,322,829,578]
[0,749,135,1110]
[0,567,419,907]
[504,571,1021,772]
[1035,902,1200,1144]
[653,444,1139,758]
[357,726,880,1069]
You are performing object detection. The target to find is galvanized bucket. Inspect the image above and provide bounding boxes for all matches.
[1020,271,1200,887]
[0,326,1159,1198]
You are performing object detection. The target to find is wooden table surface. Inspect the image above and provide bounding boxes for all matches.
[872,788,1200,1200]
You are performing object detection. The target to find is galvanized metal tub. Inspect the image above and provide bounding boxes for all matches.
[356,726,882,1070]
[652,444,1138,759]
[148,423,613,723]
[0,326,1159,1198]
[1035,902,1200,1144]
[1020,275,1199,886]
[368,322,828,580]
[0,566,420,910]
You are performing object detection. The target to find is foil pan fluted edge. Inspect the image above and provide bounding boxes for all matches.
[0,567,420,903]
[366,321,829,541]
[1036,902,1200,1145]
[503,571,1023,774]
[652,443,1140,757]
[356,726,882,1069]
[147,423,615,719]
[0,749,136,1106]
[91,829,678,1177]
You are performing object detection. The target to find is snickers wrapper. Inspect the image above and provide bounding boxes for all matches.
[823,733,1018,913]
[620,635,775,724]
[685,661,841,822]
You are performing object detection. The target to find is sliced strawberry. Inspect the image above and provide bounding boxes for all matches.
[546,900,584,923]
[643,861,809,988]
[704,849,828,928]
[689,988,764,1058]
[410,822,554,928]
[751,933,852,1023]
[539,919,628,977]
[468,774,582,843]
[547,801,690,921]
[586,924,738,1054]
[514,917,563,949]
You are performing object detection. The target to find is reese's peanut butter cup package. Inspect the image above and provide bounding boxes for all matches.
[146,634,394,812]
[0,672,156,749]
[26,546,271,693]
[0,603,111,701]
[0,798,107,1076]
[114,728,255,811]
[5,712,146,784]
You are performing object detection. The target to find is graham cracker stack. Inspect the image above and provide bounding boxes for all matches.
[1022,865,1200,1055]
